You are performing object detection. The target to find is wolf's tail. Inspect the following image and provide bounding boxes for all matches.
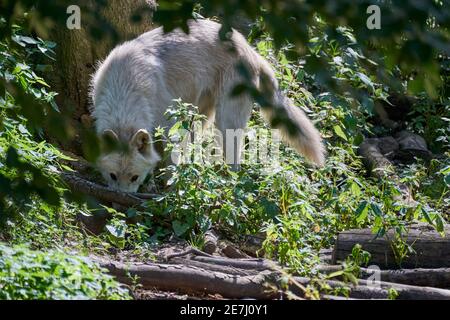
[260,91,325,166]
[257,67,326,166]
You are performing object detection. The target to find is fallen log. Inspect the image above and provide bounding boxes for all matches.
[185,254,450,289]
[219,241,251,259]
[294,276,450,300]
[356,278,450,300]
[203,229,218,255]
[170,258,258,276]
[93,257,450,300]
[191,256,277,271]
[332,224,450,269]
[321,295,367,300]
[358,138,396,179]
[319,248,333,264]
[95,257,281,299]
[358,138,415,204]
[62,171,158,209]
[319,265,450,289]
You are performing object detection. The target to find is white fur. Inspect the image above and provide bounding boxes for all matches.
[90,19,325,192]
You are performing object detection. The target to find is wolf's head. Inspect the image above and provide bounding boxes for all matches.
[97,129,161,193]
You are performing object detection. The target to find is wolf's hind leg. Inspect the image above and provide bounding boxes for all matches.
[215,96,253,171]
[198,89,217,130]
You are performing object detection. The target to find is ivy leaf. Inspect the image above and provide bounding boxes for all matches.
[105,223,126,239]
[172,220,190,237]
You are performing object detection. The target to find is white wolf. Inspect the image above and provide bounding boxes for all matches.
[90,19,325,192]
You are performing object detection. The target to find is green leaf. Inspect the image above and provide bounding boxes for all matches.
[435,215,444,233]
[333,125,348,141]
[355,201,369,223]
[444,174,450,187]
[356,72,374,91]
[370,203,383,217]
[105,223,126,238]
[172,220,190,237]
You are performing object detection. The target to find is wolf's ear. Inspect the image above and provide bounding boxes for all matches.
[100,129,120,153]
[102,129,119,142]
[130,129,151,153]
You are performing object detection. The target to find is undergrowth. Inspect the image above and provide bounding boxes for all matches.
[0,15,449,299]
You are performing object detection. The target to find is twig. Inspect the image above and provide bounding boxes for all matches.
[165,247,214,261]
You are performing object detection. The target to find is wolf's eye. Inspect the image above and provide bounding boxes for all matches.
[131,175,139,182]
[110,173,117,181]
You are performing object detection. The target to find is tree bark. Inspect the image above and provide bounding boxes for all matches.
[41,1,157,153]
[332,224,450,269]
[191,256,278,271]
[295,276,450,300]
[95,257,282,299]
[93,257,450,300]
[319,265,450,289]
[61,171,156,208]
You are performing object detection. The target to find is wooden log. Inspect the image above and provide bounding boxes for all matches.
[241,234,266,257]
[294,277,450,300]
[93,257,450,300]
[319,248,333,264]
[357,138,415,204]
[191,256,277,271]
[94,257,281,299]
[203,229,218,255]
[319,265,450,289]
[321,295,368,300]
[356,279,450,300]
[219,241,251,259]
[62,171,157,209]
[170,258,258,276]
[333,224,450,269]
[358,139,395,178]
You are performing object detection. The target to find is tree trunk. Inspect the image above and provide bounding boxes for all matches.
[41,1,157,153]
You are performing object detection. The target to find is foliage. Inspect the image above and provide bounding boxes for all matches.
[0,0,449,299]
[0,242,130,299]
[0,17,65,220]
[96,23,448,275]
[154,0,450,97]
